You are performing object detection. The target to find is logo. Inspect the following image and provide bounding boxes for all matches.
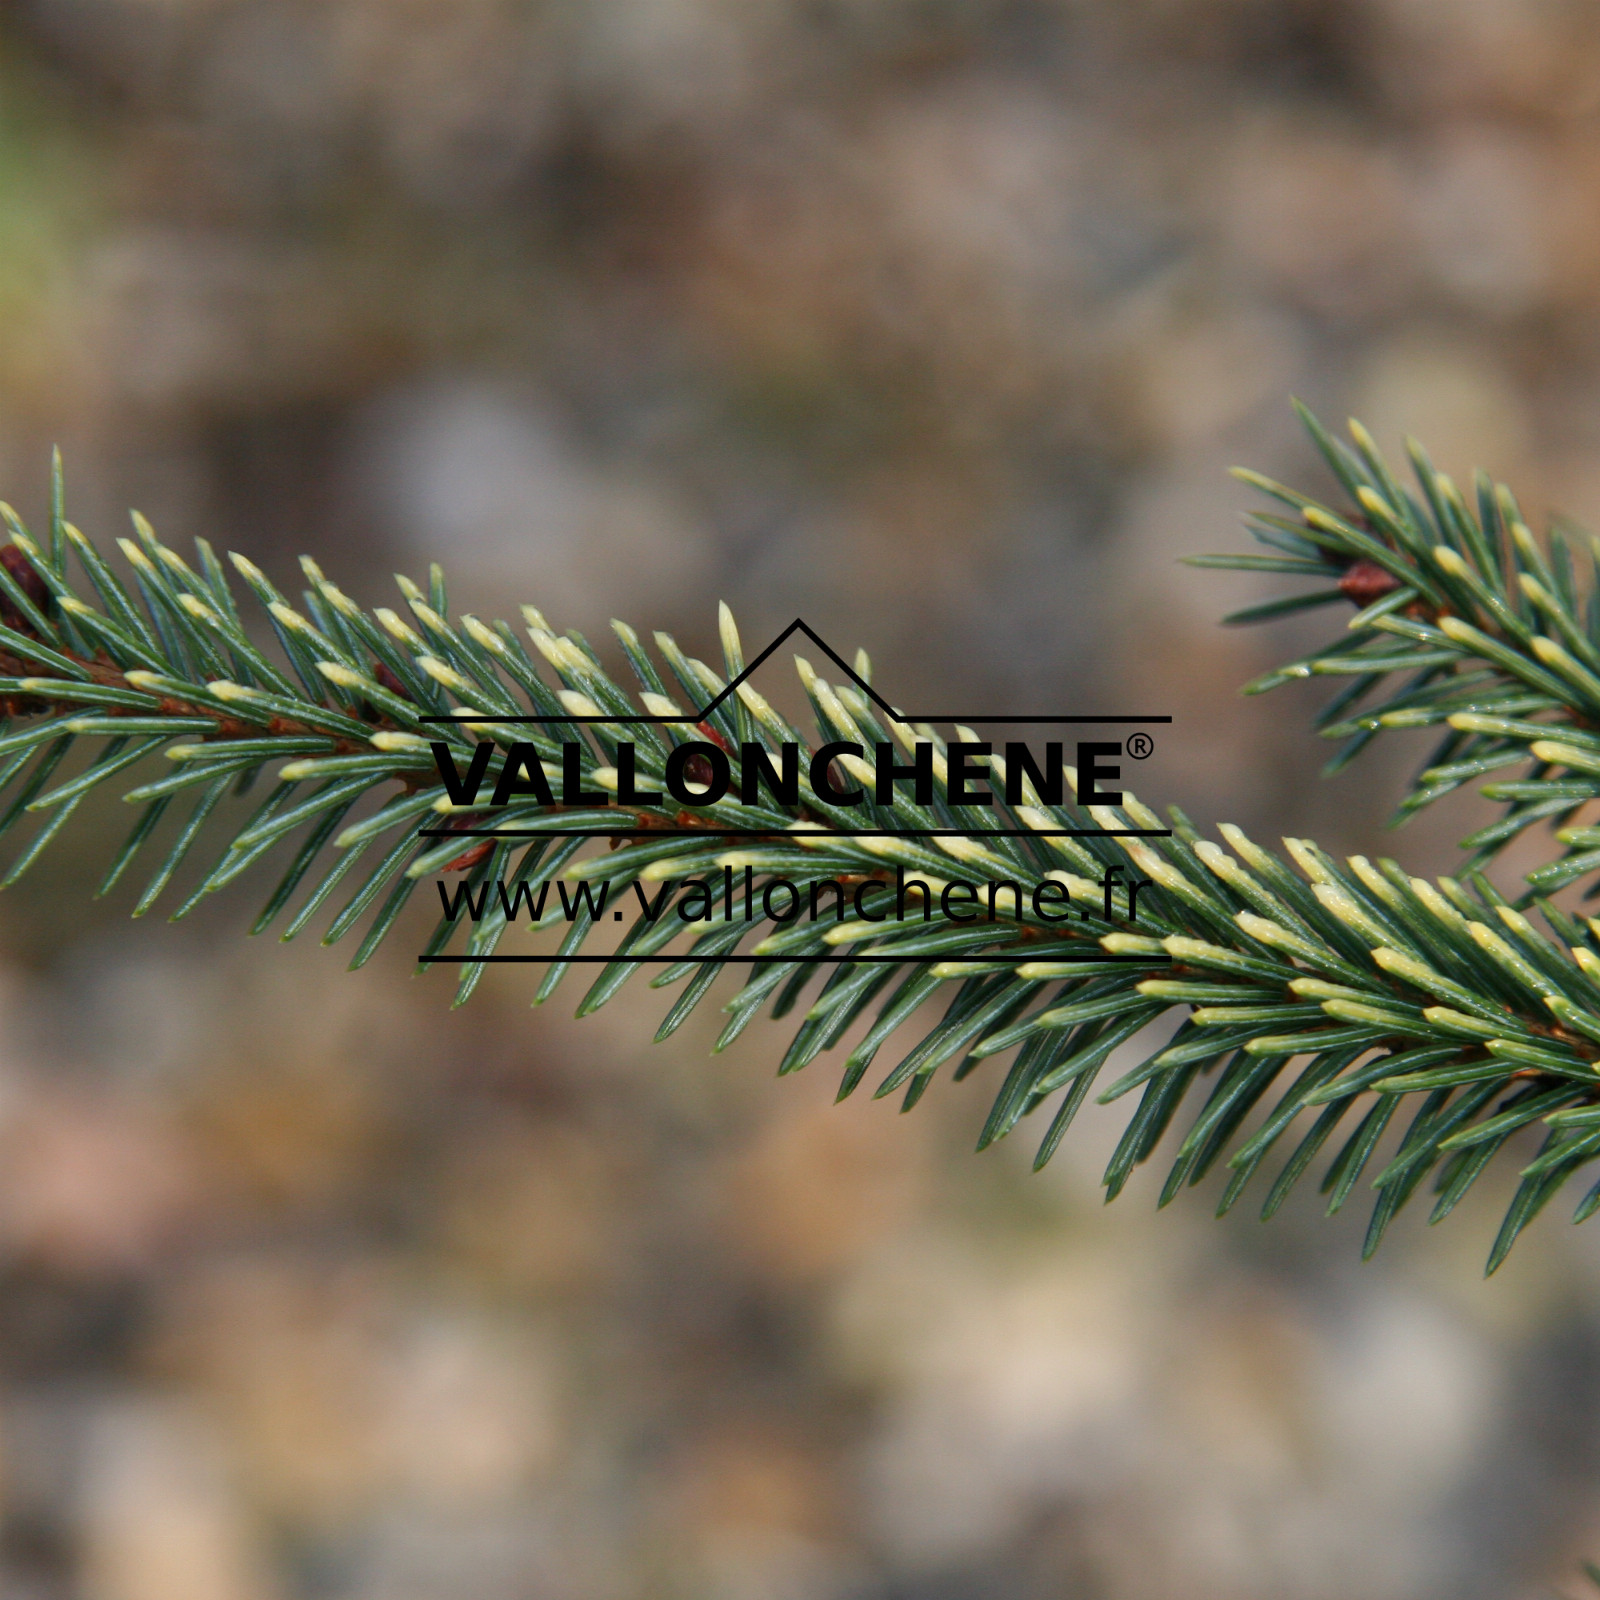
[416,620,1169,967]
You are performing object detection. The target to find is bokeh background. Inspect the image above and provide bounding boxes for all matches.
[1,1,1600,1596]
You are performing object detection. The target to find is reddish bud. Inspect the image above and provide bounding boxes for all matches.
[1338,559,1401,608]
[0,545,50,634]
[443,838,494,873]
[355,660,413,722]
[371,661,410,700]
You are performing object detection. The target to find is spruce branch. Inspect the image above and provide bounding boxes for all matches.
[3,430,1600,1268]
[1197,402,1600,896]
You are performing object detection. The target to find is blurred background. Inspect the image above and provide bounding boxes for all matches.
[1,1,1600,1596]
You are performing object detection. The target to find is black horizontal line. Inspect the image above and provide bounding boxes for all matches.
[418,953,1171,965]
[419,714,1172,725]
[416,827,1172,839]
[898,717,1171,725]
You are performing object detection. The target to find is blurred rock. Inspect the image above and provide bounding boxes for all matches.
[349,379,713,628]
[78,1398,278,1600]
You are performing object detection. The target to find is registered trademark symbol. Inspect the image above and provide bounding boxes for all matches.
[1127,733,1154,760]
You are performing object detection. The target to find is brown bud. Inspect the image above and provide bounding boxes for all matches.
[372,661,410,699]
[357,660,413,722]
[440,815,492,872]
[0,545,50,634]
[683,752,715,789]
[1338,559,1401,608]
[442,839,494,873]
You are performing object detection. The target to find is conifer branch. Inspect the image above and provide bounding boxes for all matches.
[1199,402,1600,894]
[3,424,1600,1269]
